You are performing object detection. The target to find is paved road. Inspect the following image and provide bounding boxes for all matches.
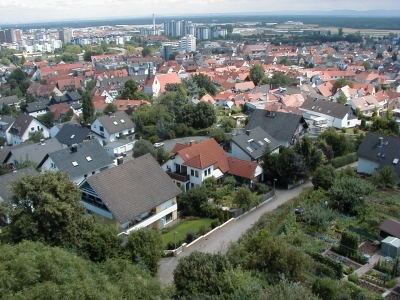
[158,181,313,284]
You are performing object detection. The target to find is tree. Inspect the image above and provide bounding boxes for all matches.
[392,53,397,62]
[82,91,95,123]
[249,64,265,86]
[0,103,12,115]
[103,103,117,114]
[268,275,319,300]
[235,187,254,210]
[312,165,337,190]
[121,79,138,99]
[318,129,350,157]
[311,278,338,300]
[141,47,151,57]
[371,166,398,188]
[37,111,55,128]
[124,228,163,275]
[337,93,348,104]
[333,78,354,93]
[376,52,383,59]
[85,79,96,92]
[132,139,156,159]
[191,73,217,96]
[7,171,95,252]
[271,71,291,87]
[362,61,371,70]
[173,251,231,297]
[209,128,229,143]
[330,176,375,214]
[177,186,210,217]
[176,102,216,129]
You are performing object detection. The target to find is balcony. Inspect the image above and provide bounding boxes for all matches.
[166,170,190,182]
[119,203,177,236]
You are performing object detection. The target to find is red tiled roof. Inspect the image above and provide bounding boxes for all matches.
[171,143,190,153]
[227,157,258,179]
[184,154,217,169]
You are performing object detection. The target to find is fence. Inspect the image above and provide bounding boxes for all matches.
[230,189,275,218]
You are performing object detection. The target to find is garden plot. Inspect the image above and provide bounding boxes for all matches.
[324,250,362,269]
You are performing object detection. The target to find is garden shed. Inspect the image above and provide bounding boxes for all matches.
[381,236,400,259]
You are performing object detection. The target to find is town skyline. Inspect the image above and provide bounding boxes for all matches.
[1,0,399,25]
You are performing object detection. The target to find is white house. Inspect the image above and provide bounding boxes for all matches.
[8,114,50,146]
[0,115,15,146]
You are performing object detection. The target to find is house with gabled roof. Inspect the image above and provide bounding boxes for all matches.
[230,127,280,162]
[8,114,50,146]
[38,139,114,185]
[54,123,91,148]
[26,83,62,101]
[23,102,49,118]
[161,139,263,191]
[246,110,308,147]
[91,111,135,144]
[79,153,182,234]
[356,132,400,183]
[143,73,182,97]
[0,115,15,146]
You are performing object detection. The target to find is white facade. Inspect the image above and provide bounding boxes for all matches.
[179,35,196,54]
[10,119,50,146]
[301,111,360,129]
[90,119,135,144]
[357,157,380,175]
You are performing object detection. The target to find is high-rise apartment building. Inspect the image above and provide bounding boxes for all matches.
[58,29,73,43]
[179,35,196,53]
[0,30,6,44]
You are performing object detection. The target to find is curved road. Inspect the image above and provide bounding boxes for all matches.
[158,180,313,284]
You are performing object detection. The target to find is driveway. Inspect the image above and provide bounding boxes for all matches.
[158,181,313,284]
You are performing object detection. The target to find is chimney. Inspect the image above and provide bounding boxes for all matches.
[190,140,195,146]
[246,130,251,136]
[71,144,78,153]
[378,137,383,147]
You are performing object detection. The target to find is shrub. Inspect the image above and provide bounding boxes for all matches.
[348,273,359,283]
[185,232,197,243]
[341,127,347,133]
[254,183,271,195]
[386,279,397,288]
[211,219,221,229]
[197,225,208,236]
[353,127,359,134]
[331,152,357,168]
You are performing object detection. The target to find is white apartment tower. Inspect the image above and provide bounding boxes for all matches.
[179,35,196,54]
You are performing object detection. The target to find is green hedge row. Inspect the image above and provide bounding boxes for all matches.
[308,252,343,279]
[331,152,357,169]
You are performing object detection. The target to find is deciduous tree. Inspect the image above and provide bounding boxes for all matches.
[249,64,265,86]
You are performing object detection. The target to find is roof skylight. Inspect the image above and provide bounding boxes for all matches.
[72,161,78,167]
[86,156,92,162]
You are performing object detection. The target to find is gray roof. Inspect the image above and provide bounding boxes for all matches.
[54,124,91,146]
[0,95,19,106]
[96,111,135,135]
[100,76,148,91]
[6,138,63,165]
[380,219,400,239]
[231,126,280,160]
[0,115,15,134]
[0,141,34,164]
[301,96,357,119]
[0,166,38,201]
[85,153,182,224]
[8,114,36,137]
[24,102,49,113]
[39,140,113,180]
[246,110,308,144]
[356,131,400,177]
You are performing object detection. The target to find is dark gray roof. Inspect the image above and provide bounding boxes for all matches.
[0,95,19,106]
[0,115,15,135]
[0,141,34,164]
[96,111,135,135]
[246,110,308,144]
[100,76,147,91]
[52,95,68,104]
[379,218,400,239]
[54,124,91,146]
[66,91,82,102]
[39,140,113,180]
[6,138,63,165]
[0,166,38,201]
[231,126,280,160]
[24,102,49,113]
[8,114,36,137]
[356,131,400,177]
[301,96,357,119]
[85,153,182,224]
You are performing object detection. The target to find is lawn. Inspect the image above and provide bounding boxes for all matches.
[162,218,213,249]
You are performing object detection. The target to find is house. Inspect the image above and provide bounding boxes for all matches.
[54,123,91,148]
[230,127,280,162]
[79,153,182,234]
[348,95,380,116]
[38,140,114,184]
[3,138,63,167]
[50,104,72,124]
[143,73,182,97]
[23,102,49,117]
[0,166,38,202]
[26,83,62,101]
[379,219,400,239]
[51,91,82,105]
[161,139,263,191]
[300,97,360,129]
[356,132,400,183]
[246,110,308,147]
[8,114,50,146]
[0,95,20,108]
[0,115,15,145]
[90,111,135,148]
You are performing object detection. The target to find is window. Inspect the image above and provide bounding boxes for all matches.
[191,169,194,176]
[31,127,34,131]
[92,171,95,175]
[99,126,104,132]
[51,162,55,168]
[195,170,199,178]
[165,212,173,223]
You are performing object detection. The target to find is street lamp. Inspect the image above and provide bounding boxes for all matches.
[174,231,178,250]
[273,178,277,191]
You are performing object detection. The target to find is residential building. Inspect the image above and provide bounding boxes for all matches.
[53,123,91,148]
[230,127,280,162]
[0,167,38,202]
[144,73,182,97]
[246,110,308,147]
[79,153,182,234]
[8,114,50,146]
[0,115,15,146]
[179,35,196,54]
[24,102,49,117]
[356,132,400,183]
[59,29,73,43]
[161,139,263,191]
[38,139,114,184]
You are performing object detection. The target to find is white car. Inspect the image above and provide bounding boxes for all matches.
[153,142,164,148]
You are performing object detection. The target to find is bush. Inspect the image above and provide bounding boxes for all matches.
[386,279,397,288]
[348,273,359,283]
[197,225,209,236]
[331,152,357,168]
[353,127,359,134]
[211,219,221,229]
[341,127,347,133]
[185,232,197,243]
[254,183,271,195]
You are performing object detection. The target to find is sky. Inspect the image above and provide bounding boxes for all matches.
[1,0,398,24]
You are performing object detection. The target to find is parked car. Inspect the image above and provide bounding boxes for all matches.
[154,142,164,148]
